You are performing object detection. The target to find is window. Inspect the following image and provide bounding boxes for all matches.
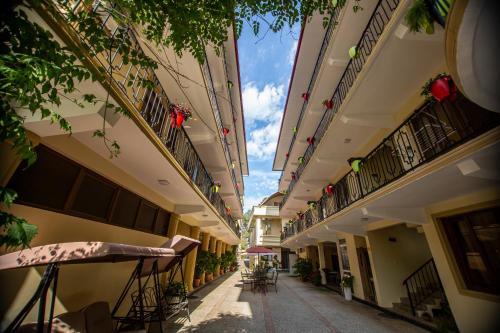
[339,239,350,272]
[440,206,500,295]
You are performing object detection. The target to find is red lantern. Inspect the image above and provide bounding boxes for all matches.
[307,137,315,145]
[291,172,296,181]
[430,76,456,102]
[302,93,309,102]
[323,99,333,109]
[286,153,289,158]
[326,184,334,195]
[222,127,230,137]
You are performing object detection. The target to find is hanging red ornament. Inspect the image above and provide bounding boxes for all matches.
[307,137,315,145]
[323,99,334,109]
[301,93,309,102]
[286,153,289,158]
[222,127,230,137]
[291,172,296,181]
[326,184,334,195]
[169,104,192,128]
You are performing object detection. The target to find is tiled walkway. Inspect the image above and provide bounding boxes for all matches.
[166,271,428,333]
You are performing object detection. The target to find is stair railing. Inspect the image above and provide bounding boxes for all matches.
[402,258,445,316]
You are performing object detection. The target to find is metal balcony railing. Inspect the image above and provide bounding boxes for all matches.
[279,2,345,185]
[50,0,241,237]
[201,58,243,209]
[281,0,400,208]
[281,94,500,242]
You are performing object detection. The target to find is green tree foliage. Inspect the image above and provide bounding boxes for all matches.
[1,0,351,248]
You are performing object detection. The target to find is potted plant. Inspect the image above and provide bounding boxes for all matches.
[312,271,322,286]
[341,274,354,301]
[165,281,186,304]
[301,92,309,102]
[194,250,209,288]
[292,258,313,282]
[421,72,457,102]
[325,184,334,195]
[348,158,363,173]
[306,136,315,145]
[348,46,358,59]
[307,201,317,210]
[405,0,451,34]
[323,99,333,109]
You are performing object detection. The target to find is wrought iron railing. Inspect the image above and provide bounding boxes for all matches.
[279,3,345,184]
[281,0,400,207]
[281,94,500,241]
[403,258,446,316]
[201,57,243,208]
[49,0,240,237]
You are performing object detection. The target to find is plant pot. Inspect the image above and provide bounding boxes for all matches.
[430,76,455,102]
[343,287,352,301]
[206,273,213,281]
[167,295,181,304]
[220,269,224,275]
[193,278,201,288]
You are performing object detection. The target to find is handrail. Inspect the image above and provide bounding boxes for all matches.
[279,4,345,184]
[402,258,445,316]
[49,0,241,238]
[281,0,400,208]
[281,93,500,242]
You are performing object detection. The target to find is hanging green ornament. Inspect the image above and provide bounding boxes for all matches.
[293,126,297,133]
[349,46,358,59]
[227,80,234,89]
[298,156,304,164]
[350,159,362,173]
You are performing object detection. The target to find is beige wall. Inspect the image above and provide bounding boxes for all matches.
[366,223,432,307]
[0,205,167,330]
[423,188,500,333]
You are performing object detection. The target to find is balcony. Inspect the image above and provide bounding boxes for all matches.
[44,0,240,237]
[260,234,281,247]
[280,0,400,207]
[252,206,280,217]
[281,93,500,242]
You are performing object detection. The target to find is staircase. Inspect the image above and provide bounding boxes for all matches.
[392,258,450,326]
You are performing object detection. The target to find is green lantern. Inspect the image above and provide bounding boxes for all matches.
[349,46,358,59]
[351,159,362,173]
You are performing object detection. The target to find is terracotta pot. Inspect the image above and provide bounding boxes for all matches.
[193,278,201,288]
[206,273,213,281]
[431,76,455,102]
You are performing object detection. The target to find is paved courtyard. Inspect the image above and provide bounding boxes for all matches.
[166,271,428,333]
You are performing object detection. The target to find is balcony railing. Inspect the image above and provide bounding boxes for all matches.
[281,94,500,241]
[279,3,345,183]
[281,0,400,207]
[50,0,240,237]
[201,58,243,208]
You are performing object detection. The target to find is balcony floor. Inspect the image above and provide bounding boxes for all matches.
[165,271,427,333]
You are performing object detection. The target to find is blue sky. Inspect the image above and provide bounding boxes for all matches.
[238,22,300,212]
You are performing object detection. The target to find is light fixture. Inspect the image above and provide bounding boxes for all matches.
[202,214,209,217]
[157,179,169,186]
[344,138,352,144]
[184,125,192,129]
[361,217,369,221]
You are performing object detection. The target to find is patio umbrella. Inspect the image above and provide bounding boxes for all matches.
[246,246,275,262]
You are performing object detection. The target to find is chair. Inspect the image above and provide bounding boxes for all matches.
[241,271,254,291]
[267,271,278,293]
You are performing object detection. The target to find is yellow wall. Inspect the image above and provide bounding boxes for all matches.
[366,223,432,307]
[423,188,500,333]
[0,205,167,330]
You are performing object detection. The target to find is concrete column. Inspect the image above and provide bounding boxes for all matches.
[317,242,327,285]
[209,236,216,253]
[184,226,200,292]
[0,131,40,186]
[199,232,210,285]
[167,214,180,238]
[255,218,262,246]
[214,240,222,277]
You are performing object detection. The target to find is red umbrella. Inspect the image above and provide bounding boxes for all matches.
[246,246,275,263]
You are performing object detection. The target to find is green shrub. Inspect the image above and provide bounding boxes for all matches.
[293,258,313,281]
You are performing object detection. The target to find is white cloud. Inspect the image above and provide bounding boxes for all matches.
[242,82,285,160]
[242,82,284,126]
[288,40,298,66]
[243,170,280,211]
